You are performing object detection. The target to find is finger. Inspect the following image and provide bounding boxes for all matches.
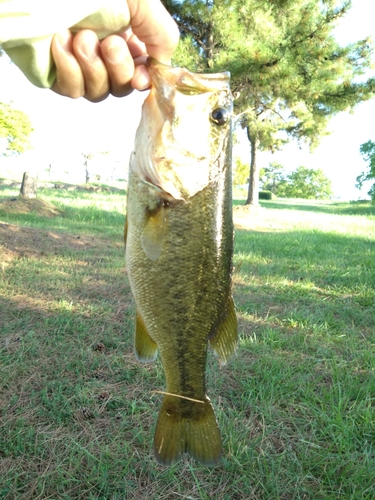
[128,0,179,64]
[119,30,150,91]
[100,35,136,98]
[72,30,110,103]
[132,58,151,91]
[51,30,85,98]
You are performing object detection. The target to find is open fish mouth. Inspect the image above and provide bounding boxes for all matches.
[130,58,233,202]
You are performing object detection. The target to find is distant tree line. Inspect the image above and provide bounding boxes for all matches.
[234,159,333,200]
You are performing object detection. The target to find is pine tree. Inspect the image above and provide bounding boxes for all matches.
[163,0,375,206]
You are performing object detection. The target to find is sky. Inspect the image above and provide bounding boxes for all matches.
[0,0,374,198]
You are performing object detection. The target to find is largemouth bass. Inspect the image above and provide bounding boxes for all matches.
[125,59,238,466]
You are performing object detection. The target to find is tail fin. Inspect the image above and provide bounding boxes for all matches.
[153,394,222,467]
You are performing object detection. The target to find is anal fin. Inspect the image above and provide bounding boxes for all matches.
[209,296,238,365]
[134,310,158,362]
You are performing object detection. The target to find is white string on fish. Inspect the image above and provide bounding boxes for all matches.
[151,391,205,404]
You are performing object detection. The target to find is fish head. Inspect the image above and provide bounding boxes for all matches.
[130,59,232,201]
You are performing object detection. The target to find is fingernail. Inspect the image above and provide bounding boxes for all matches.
[55,31,72,52]
[132,65,151,91]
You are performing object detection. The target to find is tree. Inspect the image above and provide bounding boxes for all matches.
[278,166,333,199]
[260,162,286,194]
[82,152,94,183]
[233,157,249,186]
[356,140,375,200]
[0,102,33,155]
[81,151,109,183]
[163,0,375,206]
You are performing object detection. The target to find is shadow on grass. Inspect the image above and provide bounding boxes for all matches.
[0,221,134,342]
[234,227,375,339]
[39,184,126,197]
[0,180,126,197]
[0,200,126,238]
[233,198,375,216]
[235,226,375,288]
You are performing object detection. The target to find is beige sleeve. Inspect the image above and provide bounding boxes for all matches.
[0,0,131,88]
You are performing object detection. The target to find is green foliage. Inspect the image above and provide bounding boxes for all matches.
[163,0,375,205]
[259,190,275,200]
[260,161,286,194]
[260,163,332,199]
[0,102,33,155]
[357,140,375,200]
[278,166,333,199]
[233,157,249,186]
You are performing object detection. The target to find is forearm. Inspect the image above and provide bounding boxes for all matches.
[0,0,131,87]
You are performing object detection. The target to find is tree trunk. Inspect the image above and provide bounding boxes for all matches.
[84,159,90,183]
[245,128,260,206]
[205,20,214,68]
[19,172,37,198]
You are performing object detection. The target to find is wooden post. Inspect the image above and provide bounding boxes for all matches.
[20,172,37,198]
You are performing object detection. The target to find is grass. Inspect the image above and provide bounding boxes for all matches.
[1,180,375,499]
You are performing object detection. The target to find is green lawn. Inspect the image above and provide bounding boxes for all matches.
[1,182,374,499]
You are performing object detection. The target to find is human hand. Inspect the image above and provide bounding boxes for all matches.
[51,0,179,102]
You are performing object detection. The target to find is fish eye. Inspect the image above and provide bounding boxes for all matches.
[210,107,229,126]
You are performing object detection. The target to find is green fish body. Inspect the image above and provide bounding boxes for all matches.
[125,59,238,466]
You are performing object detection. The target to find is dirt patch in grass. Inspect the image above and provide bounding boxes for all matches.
[0,222,103,265]
[52,182,124,193]
[0,197,63,218]
[0,190,125,267]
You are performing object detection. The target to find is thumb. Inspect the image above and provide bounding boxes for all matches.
[127,0,179,63]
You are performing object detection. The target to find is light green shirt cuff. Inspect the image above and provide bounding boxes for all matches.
[0,0,131,88]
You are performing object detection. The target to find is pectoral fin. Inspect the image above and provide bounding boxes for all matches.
[134,310,158,362]
[141,206,166,261]
[209,297,238,365]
